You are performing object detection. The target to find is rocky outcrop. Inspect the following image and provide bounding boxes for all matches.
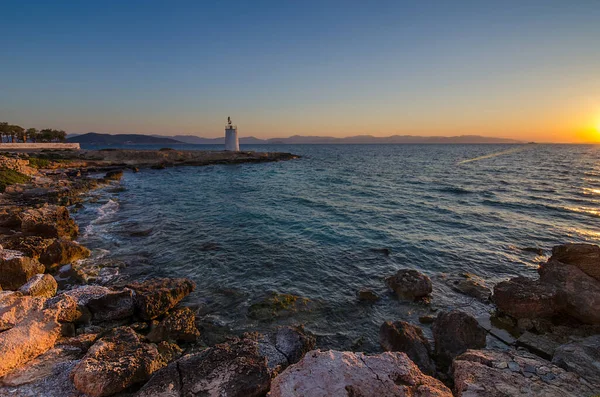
[269,350,452,397]
[258,326,316,375]
[452,349,596,396]
[87,288,134,323]
[20,204,79,239]
[379,320,435,375]
[357,288,380,302]
[385,269,432,300]
[146,307,200,343]
[552,335,600,387]
[18,273,58,298]
[248,292,312,320]
[0,291,46,331]
[0,235,54,259]
[444,272,491,302]
[39,239,91,271]
[538,260,600,324]
[137,335,271,397]
[432,310,486,368]
[103,169,124,181]
[71,326,165,397]
[0,251,45,290]
[493,276,558,319]
[550,243,600,281]
[127,278,196,320]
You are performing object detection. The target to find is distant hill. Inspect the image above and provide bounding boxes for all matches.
[70,132,522,145]
[68,133,181,145]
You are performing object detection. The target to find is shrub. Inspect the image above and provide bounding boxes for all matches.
[27,157,51,168]
[159,147,175,151]
[0,167,30,192]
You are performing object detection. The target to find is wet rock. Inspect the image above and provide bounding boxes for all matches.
[380,320,435,375]
[385,268,432,300]
[127,277,196,320]
[136,335,271,397]
[248,292,311,320]
[452,349,596,396]
[538,260,600,324]
[552,335,600,387]
[419,315,436,324]
[259,326,316,374]
[370,247,391,256]
[432,310,486,369]
[0,251,45,290]
[18,273,58,298]
[0,291,46,331]
[269,350,452,397]
[444,272,491,302]
[199,241,220,251]
[521,247,545,255]
[71,326,165,397]
[357,288,380,302]
[87,288,134,323]
[146,307,200,343]
[129,228,153,237]
[550,243,600,281]
[20,204,78,239]
[39,239,91,271]
[517,331,560,360]
[103,169,124,181]
[493,276,558,319]
[0,309,62,377]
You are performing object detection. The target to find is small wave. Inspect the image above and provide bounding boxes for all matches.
[82,199,120,238]
[436,186,473,195]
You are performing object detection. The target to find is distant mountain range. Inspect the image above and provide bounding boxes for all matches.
[68,132,522,145]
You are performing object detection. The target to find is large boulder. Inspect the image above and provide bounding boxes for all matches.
[20,204,78,240]
[269,350,452,397]
[492,276,558,319]
[71,326,165,397]
[146,307,200,343]
[453,349,596,396]
[18,273,58,298]
[127,278,196,320]
[380,320,435,375]
[550,243,600,281]
[39,239,91,271]
[432,310,486,368]
[0,250,45,290]
[0,235,54,259]
[0,291,46,331]
[444,272,491,302]
[0,309,62,377]
[385,269,432,300]
[258,326,316,375]
[552,335,600,387]
[62,285,134,322]
[538,260,600,324]
[136,335,271,397]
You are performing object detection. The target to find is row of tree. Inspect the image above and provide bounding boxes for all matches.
[0,122,67,143]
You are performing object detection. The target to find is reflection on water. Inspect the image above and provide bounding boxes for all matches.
[73,143,600,351]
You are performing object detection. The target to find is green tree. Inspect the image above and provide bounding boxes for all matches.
[0,122,8,143]
[9,125,24,143]
[25,128,38,142]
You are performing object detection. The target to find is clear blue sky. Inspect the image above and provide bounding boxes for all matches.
[1,1,599,141]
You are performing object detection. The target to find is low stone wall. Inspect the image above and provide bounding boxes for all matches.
[0,143,80,150]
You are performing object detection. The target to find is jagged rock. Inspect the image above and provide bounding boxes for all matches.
[357,289,380,302]
[39,239,91,271]
[18,273,57,298]
[517,331,560,360]
[0,309,62,377]
[136,336,271,397]
[379,320,435,375]
[385,269,432,299]
[0,251,45,290]
[71,326,165,397]
[453,349,596,396]
[552,335,600,387]
[156,341,183,363]
[248,292,312,320]
[87,288,134,323]
[444,272,491,302]
[0,291,46,331]
[269,350,452,397]
[63,285,113,306]
[432,310,486,369]
[259,326,316,374]
[538,260,600,324]
[44,294,79,322]
[20,204,78,239]
[493,276,558,319]
[146,307,200,342]
[103,169,124,181]
[550,243,600,281]
[0,235,54,259]
[127,278,196,320]
[57,333,99,352]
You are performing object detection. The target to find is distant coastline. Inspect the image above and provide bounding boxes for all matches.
[68,132,523,145]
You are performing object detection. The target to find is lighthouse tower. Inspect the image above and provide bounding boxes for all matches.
[224,117,239,152]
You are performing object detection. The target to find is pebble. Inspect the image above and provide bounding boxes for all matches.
[494,361,508,369]
[508,361,520,372]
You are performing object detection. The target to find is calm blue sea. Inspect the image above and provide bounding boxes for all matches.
[73,143,600,351]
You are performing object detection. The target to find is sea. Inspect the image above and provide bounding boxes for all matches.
[72,143,600,351]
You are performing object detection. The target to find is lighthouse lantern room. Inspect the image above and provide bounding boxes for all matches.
[224,117,240,152]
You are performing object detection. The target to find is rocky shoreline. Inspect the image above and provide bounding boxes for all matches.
[0,150,599,396]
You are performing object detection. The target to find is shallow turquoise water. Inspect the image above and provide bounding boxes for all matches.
[74,144,600,350]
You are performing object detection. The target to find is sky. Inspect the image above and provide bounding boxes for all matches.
[1,1,599,142]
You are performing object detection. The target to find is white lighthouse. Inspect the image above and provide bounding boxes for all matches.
[224,117,239,152]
